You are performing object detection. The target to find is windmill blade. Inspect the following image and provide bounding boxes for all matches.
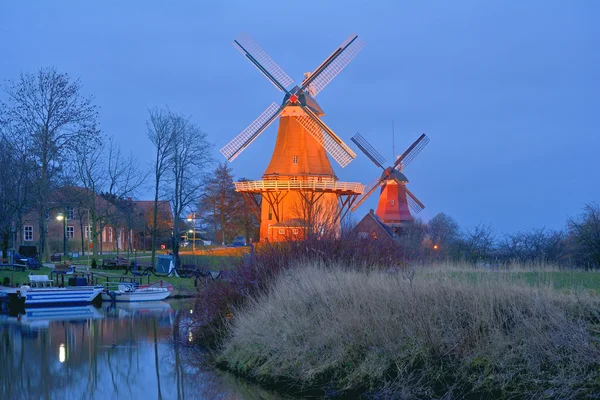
[351,132,386,169]
[404,186,425,214]
[350,176,382,212]
[301,34,365,97]
[220,102,285,161]
[296,106,356,167]
[393,133,429,169]
[233,32,294,92]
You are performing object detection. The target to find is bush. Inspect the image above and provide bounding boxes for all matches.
[219,264,600,398]
[192,237,408,346]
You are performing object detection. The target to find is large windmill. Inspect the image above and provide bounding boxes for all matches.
[220,33,365,242]
[351,132,430,228]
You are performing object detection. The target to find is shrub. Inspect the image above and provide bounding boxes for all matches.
[192,237,408,346]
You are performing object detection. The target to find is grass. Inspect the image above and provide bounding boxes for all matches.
[218,263,600,399]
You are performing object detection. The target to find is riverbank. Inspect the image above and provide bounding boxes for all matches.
[1,266,203,297]
[217,263,600,398]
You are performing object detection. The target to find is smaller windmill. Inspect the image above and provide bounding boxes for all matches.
[351,132,430,226]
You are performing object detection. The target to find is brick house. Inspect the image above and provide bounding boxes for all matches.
[20,187,173,255]
[354,209,400,244]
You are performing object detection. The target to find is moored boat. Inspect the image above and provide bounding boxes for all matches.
[0,275,103,307]
[101,280,173,302]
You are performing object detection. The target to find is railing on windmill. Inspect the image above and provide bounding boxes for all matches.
[234,180,364,193]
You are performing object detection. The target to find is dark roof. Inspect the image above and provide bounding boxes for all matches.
[366,212,397,240]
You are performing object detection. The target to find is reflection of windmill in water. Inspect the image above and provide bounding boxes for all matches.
[220,33,365,242]
[351,132,430,229]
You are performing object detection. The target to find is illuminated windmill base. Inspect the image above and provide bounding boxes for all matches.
[235,111,363,242]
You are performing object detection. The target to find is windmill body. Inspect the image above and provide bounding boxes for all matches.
[221,34,365,242]
[351,133,429,230]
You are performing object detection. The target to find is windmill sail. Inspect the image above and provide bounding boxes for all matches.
[394,133,429,169]
[233,32,294,91]
[220,102,285,161]
[351,132,386,169]
[296,108,356,167]
[351,176,382,211]
[301,34,365,97]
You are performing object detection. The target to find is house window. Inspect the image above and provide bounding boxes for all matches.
[358,232,368,239]
[292,229,298,234]
[390,200,395,206]
[317,177,323,182]
[84,226,91,239]
[67,226,75,239]
[24,226,33,241]
[67,207,74,220]
[292,155,298,164]
[108,227,113,242]
[278,229,285,235]
[372,231,378,239]
[291,177,298,182]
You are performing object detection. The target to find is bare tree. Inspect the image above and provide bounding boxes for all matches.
[1,68,99,261]
[461,223,496,264]
[147,108,177,266]
[163,114,212,263]
[568,203,600,269]
[73,136,146,258]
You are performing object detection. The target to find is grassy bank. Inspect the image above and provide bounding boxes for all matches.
[218,264,600,399]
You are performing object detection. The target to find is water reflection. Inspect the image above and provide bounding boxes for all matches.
[0,301,282,400]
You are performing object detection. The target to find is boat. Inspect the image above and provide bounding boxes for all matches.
[0,275,103,307]
[101,280,173,302]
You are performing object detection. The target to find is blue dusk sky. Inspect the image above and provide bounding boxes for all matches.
[1,1,598,235]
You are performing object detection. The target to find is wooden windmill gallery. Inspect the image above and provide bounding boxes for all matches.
[220,33,366,242]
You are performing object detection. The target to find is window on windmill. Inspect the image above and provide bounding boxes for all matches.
[390,200,395,206]
[278,229,285,235]
[268,206,273,220]
[292,155,298,164]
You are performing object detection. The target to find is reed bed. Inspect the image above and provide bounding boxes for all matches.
[218,263,600,399]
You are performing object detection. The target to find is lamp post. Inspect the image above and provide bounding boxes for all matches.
[186,213,197,253]
[56,210,67,257]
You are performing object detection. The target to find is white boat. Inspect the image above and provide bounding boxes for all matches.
[101,280,173,302]
[0,276,103,307]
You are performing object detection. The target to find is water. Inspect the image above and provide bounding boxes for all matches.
[0,301,279,400]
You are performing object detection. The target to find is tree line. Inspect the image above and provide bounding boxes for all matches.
[397,204,600,269]
[0,67,258,264]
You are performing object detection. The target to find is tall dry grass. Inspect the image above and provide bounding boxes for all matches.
[218,264,600,399]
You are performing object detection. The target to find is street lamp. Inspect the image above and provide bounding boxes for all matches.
[56,211,67,257]
[186,213,197,253]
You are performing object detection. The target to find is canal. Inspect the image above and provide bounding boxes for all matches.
[0,301,281,400]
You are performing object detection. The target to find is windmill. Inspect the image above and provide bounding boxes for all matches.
[350,132,430,227]
[220,33,365,242]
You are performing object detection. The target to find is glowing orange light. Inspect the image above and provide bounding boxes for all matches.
[433,244,439,250]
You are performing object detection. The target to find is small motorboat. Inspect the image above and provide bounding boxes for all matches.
[101,280,173,302]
